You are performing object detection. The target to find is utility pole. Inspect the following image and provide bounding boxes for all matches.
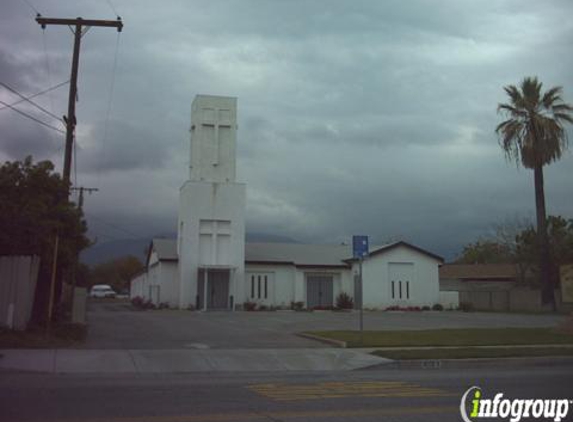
[36,16,122,327]
[71,186,99,211]
[36,15,123,192]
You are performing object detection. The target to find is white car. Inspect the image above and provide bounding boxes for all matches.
[90,285,116,298]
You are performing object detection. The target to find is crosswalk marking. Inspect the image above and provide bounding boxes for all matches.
[248,381,455,401]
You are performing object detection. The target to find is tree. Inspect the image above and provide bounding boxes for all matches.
[496,77,573,307]
[514,216,573,286]
[456,239,513,264]
[0,157,89,323]
[88,255,144,293]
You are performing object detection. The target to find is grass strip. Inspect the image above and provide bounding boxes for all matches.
[372,346,573,360]
[307,328,573,348]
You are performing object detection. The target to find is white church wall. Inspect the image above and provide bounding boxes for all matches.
[178,181,246,309]
[358,245,440,309]
[159,261,180,307]
[245,264,296,308]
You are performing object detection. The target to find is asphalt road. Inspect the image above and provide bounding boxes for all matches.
[1,361,572,422]
[84,301,566,349]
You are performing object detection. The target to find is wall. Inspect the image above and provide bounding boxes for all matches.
[0,255,40,330]
[130,272,147,300]
[245,264,296,308]
[439,291,459,309]
[158,261,179,306]
[178,181,246,309]
[358,246,440,309]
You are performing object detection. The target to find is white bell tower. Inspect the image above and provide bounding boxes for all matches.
[177,95,246,310]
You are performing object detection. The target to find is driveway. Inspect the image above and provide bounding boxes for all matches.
[83,301,566,350]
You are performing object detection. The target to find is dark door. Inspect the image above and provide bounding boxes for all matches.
[306,275,333,308]
[197,269,230,310]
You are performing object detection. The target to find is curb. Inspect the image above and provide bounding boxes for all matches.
[385,356,573,370]
[297,333,347,348]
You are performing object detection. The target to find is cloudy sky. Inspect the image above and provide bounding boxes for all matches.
[1,0,572,260]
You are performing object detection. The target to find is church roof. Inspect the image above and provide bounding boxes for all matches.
[152,238,178,261]
[245,242,352,267]
[146,239,443,267]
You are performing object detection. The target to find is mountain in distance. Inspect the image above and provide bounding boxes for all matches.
[80,232,299,266]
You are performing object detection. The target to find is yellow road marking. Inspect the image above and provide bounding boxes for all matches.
[49,405,458,422]
[248,381,456,401]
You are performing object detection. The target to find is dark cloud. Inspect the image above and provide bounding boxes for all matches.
[1,0,572,261]
[77,119,175,173]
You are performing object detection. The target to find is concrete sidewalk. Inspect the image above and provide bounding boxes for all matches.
[0,348,391,374]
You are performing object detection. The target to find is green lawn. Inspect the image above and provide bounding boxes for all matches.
[372,346,573,360]
[306,328,573,348]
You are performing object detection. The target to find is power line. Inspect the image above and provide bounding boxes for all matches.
[0,81,64,122]
[0,80,68,111]
[0,99,65,134]
[97,31,121,183]
[106,0,120,18]
[19,0,40,15]
[41,29,58,123]
[85,212,144,239]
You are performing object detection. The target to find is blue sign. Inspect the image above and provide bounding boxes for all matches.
[352,235,369,259]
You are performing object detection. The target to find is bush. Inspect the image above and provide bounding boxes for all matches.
[244,301,257,311]
[432,303,444,311]
[290,301,305,311]
[336,292,354,309]
[313,305,335,311]
[459,301,474,312]
[131,296,156,310]
[422,305,431,311]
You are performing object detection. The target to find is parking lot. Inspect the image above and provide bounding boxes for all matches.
[83,301,567,350]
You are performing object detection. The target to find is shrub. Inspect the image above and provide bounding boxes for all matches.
[432,303,444,311]
[313,305,335,311]
[335,292,354,310]
[422,305,431,311]
[290,301,305,311]
[259,304,268,311]
[385,305,402,311]
[244,301,257,311]
[459,302,473,312]
[131,296,145,309]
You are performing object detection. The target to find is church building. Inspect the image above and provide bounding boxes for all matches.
[130,95,444,310]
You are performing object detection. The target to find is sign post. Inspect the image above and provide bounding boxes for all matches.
[352,235,369,345]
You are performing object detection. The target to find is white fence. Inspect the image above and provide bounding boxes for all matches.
[0,255,40,330]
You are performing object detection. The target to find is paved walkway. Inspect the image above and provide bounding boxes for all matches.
[0,348,390,373]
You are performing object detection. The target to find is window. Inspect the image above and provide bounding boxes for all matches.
[391,281,395,299]
[406,281,410,299]
[251,276,255,298]
[399,281,402,299]
[264,276,268,299]
[257,275,261,299]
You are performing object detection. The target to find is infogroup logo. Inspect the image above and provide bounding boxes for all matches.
[460,386,571,422]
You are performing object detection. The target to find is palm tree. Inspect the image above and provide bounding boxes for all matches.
[496,77,573,308]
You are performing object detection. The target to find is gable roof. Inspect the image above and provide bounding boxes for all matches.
[147,238,178,265]
[439,264,518,280]
[245,243,351,267]
[142,239,443,268]
[365,241,444,263]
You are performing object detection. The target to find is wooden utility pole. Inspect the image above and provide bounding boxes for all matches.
[71,186,99,211]
[36,16,121,326]
[36,15,123,191]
